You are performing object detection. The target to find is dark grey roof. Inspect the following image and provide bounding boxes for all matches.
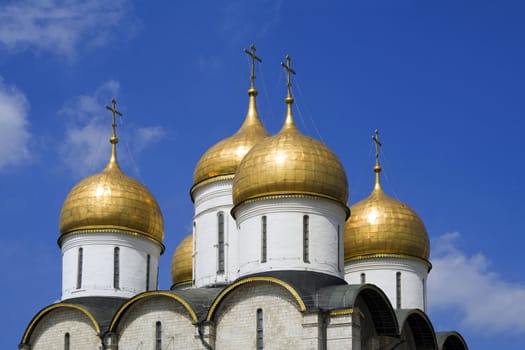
[62,297,127,332]
[317,283,399,336]
[396,309,437,349]
[436,331,469,350]
[170,287,224,320]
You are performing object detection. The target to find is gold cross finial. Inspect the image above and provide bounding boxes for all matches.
[372,129,383,188]
[105,98,123,145]
[281,55,296,104]
[243,43,262,91]
[372,129,382,165]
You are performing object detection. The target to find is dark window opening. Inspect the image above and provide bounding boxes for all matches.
[217,212,225,273]
[256,308,263,350]
[261,216,267,263]
[303,215,310,263]
[114,247,120,289]
[76,248,83,289]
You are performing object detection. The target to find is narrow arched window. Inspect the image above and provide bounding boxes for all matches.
[423,278,427,310]
[146,254,151,291]
[261,216,267,263]
[337,224,341,271]
[303,215,310,263]
[76,248,83,289]
[155,321,162,350]
[217,212,225,273]
[360,273,366,284]
[193,222,196,285]
[114,247,120,289]
[396,272,402,309]
[64,332,70,350]
[256,308,263,350]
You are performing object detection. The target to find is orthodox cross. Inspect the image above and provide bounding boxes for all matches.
[281,55,296,98]
[243,44,262,89]
[105,98,123,143]
[372,129,382,167]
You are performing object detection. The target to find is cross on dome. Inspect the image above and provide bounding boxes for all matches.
[372,129,383,188]
[243,43,262,92]
[281,55,296,104]
[105,98,123,145]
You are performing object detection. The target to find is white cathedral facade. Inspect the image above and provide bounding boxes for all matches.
[19,49,468,350]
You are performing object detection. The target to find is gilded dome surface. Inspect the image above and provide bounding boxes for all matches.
[232,106,349,208]
[344,178,430,261]
[191,90,269,195]
[59,158,164,245]
[171,233,193,286]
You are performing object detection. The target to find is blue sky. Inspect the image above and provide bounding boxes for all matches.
[1,1,524,348]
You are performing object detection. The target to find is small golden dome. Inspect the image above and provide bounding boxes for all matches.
[171,234,193,287]
[191,89,269,199]
[344,135,429,262]
[59,99,164,247]
[233,56,348,210]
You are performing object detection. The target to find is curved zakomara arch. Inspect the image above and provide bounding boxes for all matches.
[353,284,400,336]
[206,276,307,321]
[396,309,437,349]
[109,291,198,331]
[436,331,469,350]
[20,303,100,345]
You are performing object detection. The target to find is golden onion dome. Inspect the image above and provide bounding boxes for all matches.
[344,132,429,262]
[171,233,193,288]
[59,99,164,247]
[233,56,348,211]
[191,47,269,199]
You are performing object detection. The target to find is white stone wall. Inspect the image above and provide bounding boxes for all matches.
[344,257,429,311]
[213,282,310,350]
[193,179,239,287]
[236,197,347,278]
[61,233,162,300]
[117,296,202,350]
[28,308,100,350]
[326,313,355,350]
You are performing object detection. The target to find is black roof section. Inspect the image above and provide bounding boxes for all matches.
[63,296,127,332]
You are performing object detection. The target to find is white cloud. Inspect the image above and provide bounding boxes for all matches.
[0,77,31,171]
[135,126,166,152]
[220,0,283,45]
[428,232,525,334]
[59,81,165,177]
[0,0,135,58]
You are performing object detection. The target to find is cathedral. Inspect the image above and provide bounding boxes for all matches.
[19,47,468,350]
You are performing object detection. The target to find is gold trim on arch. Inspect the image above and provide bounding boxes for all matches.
[21,303,100,344]
[109,291,198,331]
[206,276,307,321]
[329,308,354,317]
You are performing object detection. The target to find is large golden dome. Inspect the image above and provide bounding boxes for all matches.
[191,88,269,198]
[344,160,429,262]
[59,101,164,247]
[171,233,193,287]
[232,66,348,210]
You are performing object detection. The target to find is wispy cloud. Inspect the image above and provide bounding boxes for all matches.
[59,81,165,178]
[428,232,525,334]
[0,77,31,172]
[0,0,136,58]
[220,0,283,45]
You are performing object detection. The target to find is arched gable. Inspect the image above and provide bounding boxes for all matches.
[396,309,437,349]
[20,303,100,346]
[109,290,198,331]
[206,276,306,321]
[437,331,468,350]
[318,283,399,336]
